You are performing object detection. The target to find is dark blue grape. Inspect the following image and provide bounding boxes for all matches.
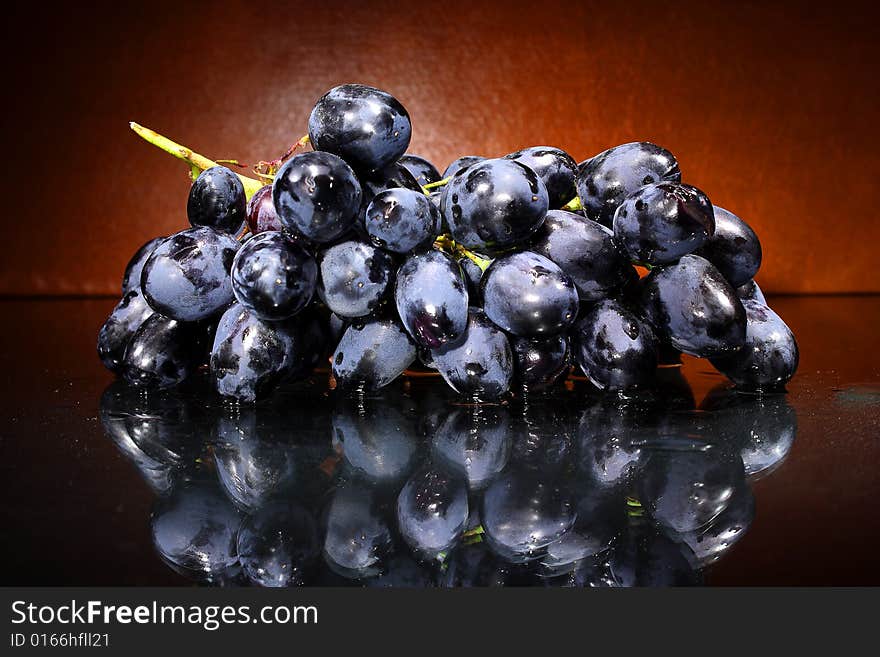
[98,289,155,373]
[710,300,799,391]
[571,299,658,391]
[530,209,632,301]
[237,502,319,587]
[151,479,242,583]
[272,151,362,243]
[441,158,549,252]
[395,249,469,349]
[431,406,511,490]
[231,231,316,320]
[308,84,411,174]
[122,314,202,388]
[481,251,578,337]
[365,188,441,253]
[695,206,762,287]
[737,279,766,304]
[187,166,247,234]
[210,303,299,402]
[430,308,513,399]
[322,481,393,579]
[332,318,416,391]
[397,466,469,559]
[122,236,166,294]
[577,142,681,228]
[398,154,441,187]
[511,334,570,392]
[505,146,578,209]
[613,182,715,265]
[318,240,394,318]
[640,254,746,357]
[442,156,485,180]
[481,471,576,563]
[141,227,240,321]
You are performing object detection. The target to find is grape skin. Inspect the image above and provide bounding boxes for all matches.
[394,249,469,349]
[122,236,166,294]
[577,142,681,228]
[187,166,247,234]
[272,151,362,243]
[332,319,417,391]
[398,154,441,187]
[571,299,658,391]
[365,188,442,254]
[122,314,203,388]
[639,254,746,358]
[141,227,240,322]
[210,303,300,402]
[710,299,799,391]
[318,240,394,319]
[505,146,578,209]
[98,289,155,373]
[442,155,485,180]
[530,209,631,301]
[308,83,411,175]
[231,231,317,321]
[613,182,715,265]
[481,251,579,337]
[695,206,762,288]
[441,158,549,252]
[430,307,513,400]
[245,185,284,235]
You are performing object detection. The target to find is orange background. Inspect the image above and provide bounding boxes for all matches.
[1,0,877,296]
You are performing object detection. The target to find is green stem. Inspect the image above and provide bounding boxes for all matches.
[434,235,492,272]
[422,176,451,194]
[562,196,583,212]
[130,122,265,200]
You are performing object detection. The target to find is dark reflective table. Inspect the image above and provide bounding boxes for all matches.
[1,296,878,585]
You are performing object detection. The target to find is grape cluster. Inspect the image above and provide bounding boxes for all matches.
[99,84,798,401]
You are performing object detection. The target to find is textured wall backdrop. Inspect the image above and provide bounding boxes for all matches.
[1,0,877,295]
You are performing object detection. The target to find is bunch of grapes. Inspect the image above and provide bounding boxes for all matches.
[98,84,799,402]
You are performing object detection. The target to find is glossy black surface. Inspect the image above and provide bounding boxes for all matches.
[1,297,879,585]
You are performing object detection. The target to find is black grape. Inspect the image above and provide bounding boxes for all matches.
[481,251,578,337]
[395,249,469,349]
[576,142,680,228]
[187,166,247,234]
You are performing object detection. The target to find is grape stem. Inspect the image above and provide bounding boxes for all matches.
[434,235,493,272]
[421,176,451,194]
[129,122,265,200]
[562,196,583,212]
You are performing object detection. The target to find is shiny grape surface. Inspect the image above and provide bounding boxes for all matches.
[101,82,797,409]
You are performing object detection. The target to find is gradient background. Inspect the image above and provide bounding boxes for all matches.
[1,0,877,295]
